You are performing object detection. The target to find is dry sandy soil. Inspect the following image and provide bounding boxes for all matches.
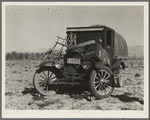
[5,59,144,110]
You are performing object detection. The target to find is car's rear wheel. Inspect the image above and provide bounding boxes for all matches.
[89,66,114,99]
[33,67,61,96]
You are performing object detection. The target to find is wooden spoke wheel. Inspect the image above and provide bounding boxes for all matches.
[89,66,114,99]
[33,67,60,96]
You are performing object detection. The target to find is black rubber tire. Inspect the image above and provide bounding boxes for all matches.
[33,66,61,96]
[89,66,114,99]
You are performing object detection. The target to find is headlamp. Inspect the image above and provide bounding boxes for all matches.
[54,60,63,69]
[82,61,91,70]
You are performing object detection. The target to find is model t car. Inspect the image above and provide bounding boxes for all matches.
[33,25,128,99]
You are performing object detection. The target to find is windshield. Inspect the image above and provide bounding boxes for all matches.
[67,31,103,46]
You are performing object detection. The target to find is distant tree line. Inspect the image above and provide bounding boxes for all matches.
[6,51,43,60]
[6,51,64,60]
[6,51,143,60]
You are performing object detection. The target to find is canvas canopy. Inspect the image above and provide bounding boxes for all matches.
[114,32,128,58]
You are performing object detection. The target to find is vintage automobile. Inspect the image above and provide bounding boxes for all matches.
[33,25,128,99]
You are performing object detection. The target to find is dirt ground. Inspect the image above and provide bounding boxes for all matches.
[5,59,144,110]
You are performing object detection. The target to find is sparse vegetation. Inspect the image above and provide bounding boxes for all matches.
[5,92,13,96]
[5,59,144,110]
[12,71,17,73]
[135,73,141,77]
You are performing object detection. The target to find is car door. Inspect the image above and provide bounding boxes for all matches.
[105,29,115,57]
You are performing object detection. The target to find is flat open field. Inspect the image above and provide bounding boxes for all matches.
[5,59,144,110]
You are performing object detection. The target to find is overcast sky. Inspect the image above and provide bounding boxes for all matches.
[5,5,144,53]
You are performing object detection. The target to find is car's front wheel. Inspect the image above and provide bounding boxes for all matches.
[89,66,114,99]
[33,67,61,96]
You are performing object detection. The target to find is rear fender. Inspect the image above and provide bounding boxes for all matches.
[111,61,126,70]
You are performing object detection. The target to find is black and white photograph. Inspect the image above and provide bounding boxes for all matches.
[2,2,149,118]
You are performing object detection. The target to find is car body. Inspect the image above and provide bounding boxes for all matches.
[33,25,128,99]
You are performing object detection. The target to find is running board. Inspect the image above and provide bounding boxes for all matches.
[56,77,83,84]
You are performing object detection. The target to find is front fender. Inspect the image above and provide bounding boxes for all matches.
[39,60,53,67]
[94,63,114,76]
[36,66,61,75]
[95,62,105,69]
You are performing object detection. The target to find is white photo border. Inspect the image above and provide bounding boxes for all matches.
[2,2,149,118]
